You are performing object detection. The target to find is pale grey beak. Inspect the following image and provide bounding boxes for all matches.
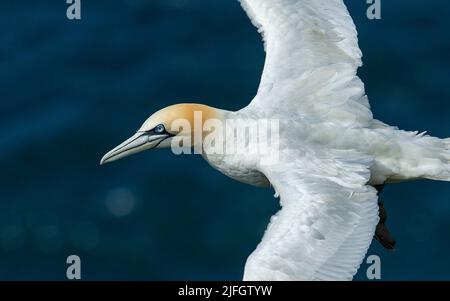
[100,131,168,165]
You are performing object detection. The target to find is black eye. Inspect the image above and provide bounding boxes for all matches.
[154,124,165,134]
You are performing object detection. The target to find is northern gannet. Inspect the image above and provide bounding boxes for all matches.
[100,0,450,280]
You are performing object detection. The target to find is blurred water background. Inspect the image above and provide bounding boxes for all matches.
[0,0,450,280]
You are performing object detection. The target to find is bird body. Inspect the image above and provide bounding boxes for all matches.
[101,0,450,280]
[205,106,450,187]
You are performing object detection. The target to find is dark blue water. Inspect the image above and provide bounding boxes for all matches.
[0,0,449,280]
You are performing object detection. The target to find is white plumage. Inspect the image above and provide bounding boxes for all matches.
[234,0,450,280]
[101,0,450,280]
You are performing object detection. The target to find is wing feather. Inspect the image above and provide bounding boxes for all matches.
[243,151,379,280]
[239,0,373,125]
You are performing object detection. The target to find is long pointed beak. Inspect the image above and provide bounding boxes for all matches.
[100,132,168,165]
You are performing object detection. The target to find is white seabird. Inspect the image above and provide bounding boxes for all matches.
[101,0,450,280]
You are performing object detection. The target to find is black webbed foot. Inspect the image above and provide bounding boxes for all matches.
[374,202,396,250]
[373,185,396,250]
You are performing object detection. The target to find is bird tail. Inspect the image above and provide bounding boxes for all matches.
[441,137,450,179]
[419,135,450,181]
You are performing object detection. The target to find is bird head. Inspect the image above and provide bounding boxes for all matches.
[100,103,221,165]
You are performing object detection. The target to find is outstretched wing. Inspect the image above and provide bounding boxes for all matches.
[240,0,373,126]
[244,150,379,280]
